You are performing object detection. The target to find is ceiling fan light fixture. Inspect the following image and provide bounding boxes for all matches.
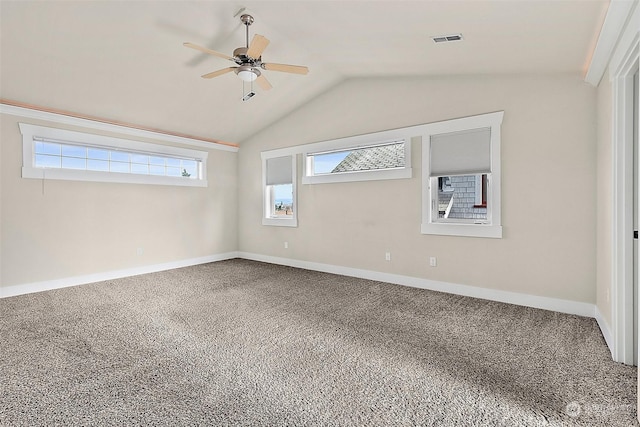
[236,66,259,82]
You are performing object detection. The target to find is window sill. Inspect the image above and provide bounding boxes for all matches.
[262,217,298,227]
[421,222,502,239]
[22,167,208,187]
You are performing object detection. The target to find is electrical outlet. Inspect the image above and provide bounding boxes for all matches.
[137,247,144,256]
[284,242,289,249]
[385,252,391,261]
[429,257,437,267]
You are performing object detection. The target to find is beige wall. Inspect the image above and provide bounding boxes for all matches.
[238,74,598,303]
[0,113,238,289]
[596,68,613,328]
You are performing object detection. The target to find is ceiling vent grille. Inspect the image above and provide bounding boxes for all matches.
[432,34,463,43]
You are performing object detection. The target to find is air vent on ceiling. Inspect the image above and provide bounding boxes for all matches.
[432,34,463,43]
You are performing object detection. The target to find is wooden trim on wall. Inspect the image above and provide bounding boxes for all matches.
[0,98,239,150]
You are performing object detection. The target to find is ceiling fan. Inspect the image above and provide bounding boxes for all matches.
[184,14,309,97]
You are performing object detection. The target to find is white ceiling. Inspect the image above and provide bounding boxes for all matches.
[0,0,609,144]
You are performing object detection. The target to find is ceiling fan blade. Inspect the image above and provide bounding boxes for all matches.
[263,63,309,75]
[184,42,234,61]
[201,67,236,79]
[256,74,273,91]
[246,34,270,59]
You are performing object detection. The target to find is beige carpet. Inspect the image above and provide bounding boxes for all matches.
[0,259,637,426]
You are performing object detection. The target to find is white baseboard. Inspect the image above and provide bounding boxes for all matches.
[238,252,596,318]
[0,252,239,298]
[594,306,614,357]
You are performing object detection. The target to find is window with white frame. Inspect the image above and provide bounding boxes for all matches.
[262,153,297,227]
[302,134,412,185]
[421,112,503,238]
[20,123,208,187]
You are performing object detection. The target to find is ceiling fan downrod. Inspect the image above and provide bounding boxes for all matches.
[240,14,254,48]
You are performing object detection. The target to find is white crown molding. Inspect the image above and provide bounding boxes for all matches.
[0,252,239,298]
[0,103,239,153]
[609,0,640,78]
[585,0,637,86]
[237,252,596,318]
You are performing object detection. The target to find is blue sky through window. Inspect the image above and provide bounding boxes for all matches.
[274,183,292,203]
[33,140,200,178]
[313,151,349,174]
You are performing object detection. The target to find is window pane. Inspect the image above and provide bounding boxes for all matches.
[111,161,129,173]
[311,142,404,175]
[88,148,109,160]
[30,137,205,183]
[111,152,129,162]
[272,184,293,217]
[24,125,208,187]
[166,158,181,167]
[62,157,86,170]
[35,154,61,168]
[150,165,165,176]
[35,141,61,155]
[167,167,181,177]
[61,145,87,158]
[312,151,350,174]
[131,163,149,174]
[182,160,197,178]
[88,159,109,171]
[131,154,149,164]
[436,174,488,220]
[150,156,166,166]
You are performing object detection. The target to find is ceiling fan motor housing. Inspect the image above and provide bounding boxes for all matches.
[233,46,261,63]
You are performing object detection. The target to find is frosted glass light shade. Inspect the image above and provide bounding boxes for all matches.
[238,69,257,82]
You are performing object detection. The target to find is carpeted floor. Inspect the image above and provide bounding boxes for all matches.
[0,259,637,426]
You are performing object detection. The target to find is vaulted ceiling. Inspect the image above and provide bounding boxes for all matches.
[0,0,609,145]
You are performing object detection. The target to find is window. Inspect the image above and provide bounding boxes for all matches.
[20,123,208,187]
[262,153,297,227]
[421,112,503,238]
[306,139,407,180]
[302,135,412,185]
[437,174,488,220]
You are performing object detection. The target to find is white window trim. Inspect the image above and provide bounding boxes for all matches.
[301,132,413,185]
[20,123,208,187]
[421,111,504,239]
[261,152,297,227]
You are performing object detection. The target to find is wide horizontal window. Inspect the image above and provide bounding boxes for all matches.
[20,123,208,187]
[303,138,411,185]
[309,140,405,174]
[33,139,200,178]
